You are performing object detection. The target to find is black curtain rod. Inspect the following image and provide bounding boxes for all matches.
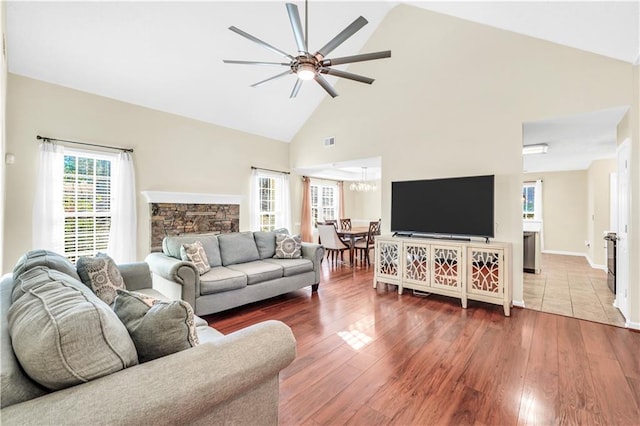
[251,166,290,175]
[37,135,134,153]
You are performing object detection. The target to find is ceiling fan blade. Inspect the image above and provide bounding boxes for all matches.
[315,16,368,58]
[320,68,374,84]
[290,79,303,98]
[286,3,307,54]
[250,70,292,88]
[223,60,291,66]
[229,26,295,60]
[321,50,391,67]
[314,74,338,98]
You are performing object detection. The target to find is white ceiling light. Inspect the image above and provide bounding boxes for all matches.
[350,167,377,192]
[523,143,549,155]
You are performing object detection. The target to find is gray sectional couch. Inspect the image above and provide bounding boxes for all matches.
[1,250,296,425]
[145,229,324,316]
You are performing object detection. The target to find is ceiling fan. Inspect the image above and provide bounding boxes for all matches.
[223,1,391,98]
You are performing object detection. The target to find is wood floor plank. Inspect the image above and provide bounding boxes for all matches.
[586,351,640,425]
[517,312,560,425]
[204,263,640,426]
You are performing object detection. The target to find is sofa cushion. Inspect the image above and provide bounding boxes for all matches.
[76,253,126,305]
[253,228,289,259]
[12,249,80,282]
[227,261,283,285]
[264,258,314,277]
[0,275,48,408]
[218,232,260,266]
[180,241,211,275]
[163,234,222,267]
[254,231,277,259]
[112,290,199,363]
[274,234,302,259]
[8,267,138,390]
[199,266,247,295]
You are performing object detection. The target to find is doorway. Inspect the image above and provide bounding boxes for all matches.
[521,107,629,327]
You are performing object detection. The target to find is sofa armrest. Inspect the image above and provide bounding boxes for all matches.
[301,242,324,286]
[145,252,199,309]
[117,262,153,291]
[1,320,296,425]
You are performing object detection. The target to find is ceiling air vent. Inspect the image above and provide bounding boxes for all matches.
[324,136,335,148]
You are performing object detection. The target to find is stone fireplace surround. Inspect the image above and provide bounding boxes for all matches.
[142,191,242,253]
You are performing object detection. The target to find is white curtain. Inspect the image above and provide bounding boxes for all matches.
[33,141,65,253]
[278,173,291,231]
[250,168,260,231]
[107,151,137,263]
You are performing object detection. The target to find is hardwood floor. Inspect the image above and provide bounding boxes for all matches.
[204,263,640,425]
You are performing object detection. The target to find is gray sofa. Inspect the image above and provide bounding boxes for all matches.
[1,250,296,425]
[145,230,324,316]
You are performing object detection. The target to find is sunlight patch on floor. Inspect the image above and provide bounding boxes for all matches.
[337,330,373,350]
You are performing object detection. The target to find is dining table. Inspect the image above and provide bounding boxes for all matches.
[336,226,370,267]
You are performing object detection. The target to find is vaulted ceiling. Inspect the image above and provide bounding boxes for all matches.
[6,1,639,174]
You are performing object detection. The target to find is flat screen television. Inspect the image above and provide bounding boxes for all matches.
[391,174,495,239]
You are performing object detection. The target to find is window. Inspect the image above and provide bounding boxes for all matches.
[523,183,535,219]
[523,180,542,221]
[258,176,277,231]
[63,151,113,262]
[311,183,338,227]
[252,169,290,232]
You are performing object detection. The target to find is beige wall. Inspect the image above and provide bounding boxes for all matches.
[289,5,633,305]
[3,74,289,271]
[524,171,587,255]
[343,184,381,225]
[0,3,6,273]
[586,159,616,267]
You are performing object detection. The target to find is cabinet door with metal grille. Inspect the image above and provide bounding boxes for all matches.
[403,242,430,291]
[430,245,463,292]
[467,246,504,298]
[374,238,401,288]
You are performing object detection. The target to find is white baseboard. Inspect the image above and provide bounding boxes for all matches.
[541,250,606,271]
[625,320,640,331]
[512,300,525,308]
[542,249,585,257]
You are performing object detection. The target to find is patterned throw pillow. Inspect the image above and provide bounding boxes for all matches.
[112,290,199,363]
[76,253,126,305]
[274,234,302,259]
[180,241,211,275]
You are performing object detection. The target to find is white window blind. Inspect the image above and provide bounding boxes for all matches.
[63,150,114,262]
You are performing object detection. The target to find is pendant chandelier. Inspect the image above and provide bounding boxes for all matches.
[349,167,377,192]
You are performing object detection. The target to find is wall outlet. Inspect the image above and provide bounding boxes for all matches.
[584,240,591,248]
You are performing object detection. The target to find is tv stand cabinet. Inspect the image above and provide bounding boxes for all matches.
[374,235,512,316]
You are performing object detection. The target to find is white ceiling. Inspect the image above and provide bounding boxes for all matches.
[6,1,639,177]
[523,106,629,173]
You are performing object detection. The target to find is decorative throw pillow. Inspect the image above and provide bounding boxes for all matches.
[8,267,138,390]
[112,290,199,363]
[76,253,126,305]
[274,234,302,259]
[180,241,211,275]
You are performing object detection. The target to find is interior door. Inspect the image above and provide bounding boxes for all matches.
[616,139,630,320]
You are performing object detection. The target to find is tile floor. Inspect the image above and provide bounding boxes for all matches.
[523,253,626,327]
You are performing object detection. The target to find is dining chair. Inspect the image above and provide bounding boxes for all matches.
[354,220,382,267]
[317,224,350,266]
[324,219,338,229]
[339,218,352,231]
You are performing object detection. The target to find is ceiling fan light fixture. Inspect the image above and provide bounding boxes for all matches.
[297,65,316,80]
